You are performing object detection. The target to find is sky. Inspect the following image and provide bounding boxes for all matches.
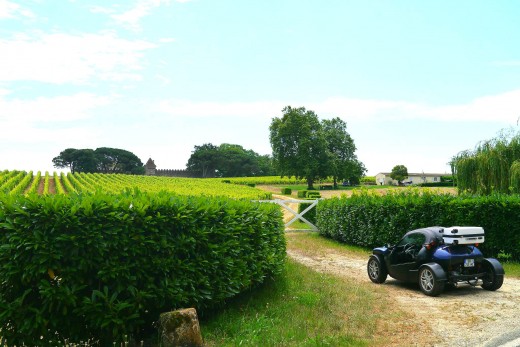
[1,0,520,176]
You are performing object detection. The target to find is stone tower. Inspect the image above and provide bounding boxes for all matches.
[145,158,157,176]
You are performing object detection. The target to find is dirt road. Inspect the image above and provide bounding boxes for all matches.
[286,239,520,347]
[260,186,520,346]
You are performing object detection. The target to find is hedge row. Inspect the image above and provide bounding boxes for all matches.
[317,190,520,260]
[0,191,286,345]
[418,182,456,187]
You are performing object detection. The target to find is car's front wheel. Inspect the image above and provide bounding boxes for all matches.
[367,256,387,284]
[419,267,445,296]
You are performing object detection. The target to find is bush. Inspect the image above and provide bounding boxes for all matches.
[317,190,520,260]
[0,191,286,345]
[360,176,376,185]
[222,180,231,184]
[297,190,308,198]
[246,183,256,188]
[306,191,321,199]
[281,188,292,195]
[418,182,456,187]
[297,199,318,225]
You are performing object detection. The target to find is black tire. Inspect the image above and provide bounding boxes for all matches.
[367,256,387,284]
[419,267,445,296]
[481,262,504,291]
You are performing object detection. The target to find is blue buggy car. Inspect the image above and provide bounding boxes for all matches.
[367,226,504,296]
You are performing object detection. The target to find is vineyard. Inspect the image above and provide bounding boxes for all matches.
[0,170,277,200]
[0,170,287,344]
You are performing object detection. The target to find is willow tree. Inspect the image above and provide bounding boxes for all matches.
[453,130,520,195]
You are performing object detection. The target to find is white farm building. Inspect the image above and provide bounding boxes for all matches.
[375,172,446,186]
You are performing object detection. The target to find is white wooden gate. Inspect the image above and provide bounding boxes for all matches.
[256,199,321,231]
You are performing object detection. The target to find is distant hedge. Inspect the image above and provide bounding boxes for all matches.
[418,182,456,187]
[281,187,292,195]
[0,191,285,345]
[317,190,520,260]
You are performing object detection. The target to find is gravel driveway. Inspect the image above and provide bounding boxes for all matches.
[286,247,520,347]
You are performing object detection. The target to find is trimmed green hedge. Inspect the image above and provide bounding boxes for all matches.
[418,182,456,187]
[0,191,285,345]
[306,191,321,199]
[297,190,308,198]
[281,187,292,195]
[317,190,520,260]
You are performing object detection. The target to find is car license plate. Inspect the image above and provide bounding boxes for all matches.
[464,259,475,267]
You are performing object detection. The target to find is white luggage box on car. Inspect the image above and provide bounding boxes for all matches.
[441,226,485,245]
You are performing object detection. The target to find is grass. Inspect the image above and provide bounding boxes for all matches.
[282,184,392,191]
[503,262,520,278]
[199,232,519,346]
[200,259,385,347]
[199,232,429,346]
[286,232,371,258]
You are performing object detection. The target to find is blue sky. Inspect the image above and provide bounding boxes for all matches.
[1,0,520,175]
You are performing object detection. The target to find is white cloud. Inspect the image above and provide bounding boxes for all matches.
[156,100,284,118]
[111,0,172,31]
[428,90,520,122]
[155,90,520,124]
[0,0,34,19]
[0,32,156,84]
[0,92,111,123]
[159,37,176,43]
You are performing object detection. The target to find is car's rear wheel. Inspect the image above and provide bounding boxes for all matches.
[367,256,387,283]
[481,262,504,291]
[419,267,445,296]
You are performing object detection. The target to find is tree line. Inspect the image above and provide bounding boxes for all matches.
[52,105,367,184]
[52,148,145,175]
[186,143,276,178]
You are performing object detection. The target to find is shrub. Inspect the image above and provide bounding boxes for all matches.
[297,190,308,198]
[246,183,256,188]
[306,191,321,199]
[281,188,292,195]
[0,191,285,345]
[418,182,456,187]
[317,190,520,260]
[360,176,376,185]
[222,180,231,184]
[297,199,318,226]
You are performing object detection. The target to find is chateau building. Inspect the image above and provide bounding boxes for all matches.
[144,158,198,178]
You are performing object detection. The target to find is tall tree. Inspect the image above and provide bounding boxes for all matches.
[52,148,97,173]
[344,157,366,185]
[270,106,329,189]
[186,143,220,178]
[390,165,408,185]
[186,143,276,177]
[52,147,144,174]
[52,148,79,173]
[321,117,357,188]
[95,147,145,175]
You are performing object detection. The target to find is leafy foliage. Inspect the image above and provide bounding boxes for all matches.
[270,106,365,189]
[390,165,408,184]
[186,143,276,178]
[452,130,520,195]
[52,147,145,175]
[0,191,285,344]
[1,170,273,200]
[322,118,365,187]
[317,189,520,260]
